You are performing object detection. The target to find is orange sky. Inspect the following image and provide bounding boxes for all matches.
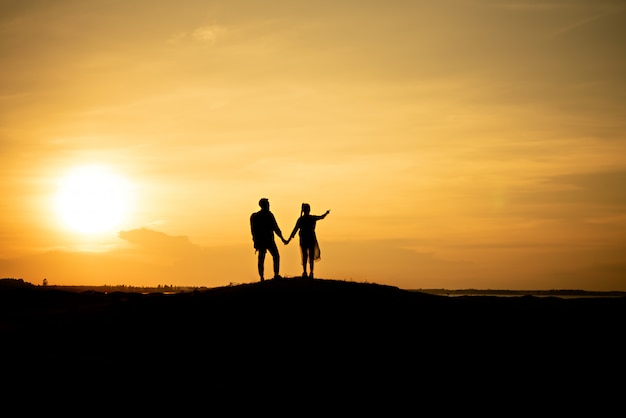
[1,0,625,290]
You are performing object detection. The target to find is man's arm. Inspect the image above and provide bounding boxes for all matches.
[250,213,259,249]
[271,213,286,241]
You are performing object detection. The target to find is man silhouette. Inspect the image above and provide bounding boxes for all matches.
[250,198,287,281]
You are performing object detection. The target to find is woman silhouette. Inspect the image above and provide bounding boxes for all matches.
[287,203,330,279]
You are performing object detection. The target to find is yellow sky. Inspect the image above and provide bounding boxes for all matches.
[1,0,625,290]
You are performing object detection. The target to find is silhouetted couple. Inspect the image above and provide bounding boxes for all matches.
[250,198,330,282]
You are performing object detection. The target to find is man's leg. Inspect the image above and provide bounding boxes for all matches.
[268,243,281,278]
[257,249,267,281]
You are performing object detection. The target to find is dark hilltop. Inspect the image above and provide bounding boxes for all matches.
[2,277,624,400]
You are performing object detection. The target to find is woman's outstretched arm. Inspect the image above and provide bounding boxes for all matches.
[315,210,330,220]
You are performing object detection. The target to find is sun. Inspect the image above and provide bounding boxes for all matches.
[54,165,132,234]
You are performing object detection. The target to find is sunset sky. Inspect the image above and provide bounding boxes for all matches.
[1,0,625,290]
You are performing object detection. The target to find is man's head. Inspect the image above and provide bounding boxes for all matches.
[259,198,270,210]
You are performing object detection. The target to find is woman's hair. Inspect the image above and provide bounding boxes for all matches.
[301,203,310,216]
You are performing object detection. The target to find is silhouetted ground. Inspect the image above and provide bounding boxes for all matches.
[2,277,624,404]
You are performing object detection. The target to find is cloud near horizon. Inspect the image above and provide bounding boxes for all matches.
[118,228,200,255]
[1,224,624,291]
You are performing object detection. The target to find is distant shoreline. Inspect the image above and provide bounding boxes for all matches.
[414,288,626,298]
[3,278,624,298]
[41,285,626,297]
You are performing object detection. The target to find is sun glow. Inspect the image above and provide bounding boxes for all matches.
[54,165,132,234]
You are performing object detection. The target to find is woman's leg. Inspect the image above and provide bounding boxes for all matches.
[302,244,314,278]
[309,252,315,278]
[300,246,308,277]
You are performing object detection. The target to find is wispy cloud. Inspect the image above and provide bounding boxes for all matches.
[496,1,581,11]
[192,24,222,42]
[168,24,224,44]
[495,0,626,36]
[552,11,614,35]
